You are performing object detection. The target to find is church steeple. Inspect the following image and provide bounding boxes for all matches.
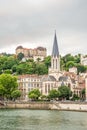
[52,31,59,57]
[49,31,60,80]
[49,31,60,73]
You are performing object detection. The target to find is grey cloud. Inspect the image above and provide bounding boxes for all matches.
[0,0,87,55]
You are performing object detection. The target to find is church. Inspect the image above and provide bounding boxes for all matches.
[18,32,85,100]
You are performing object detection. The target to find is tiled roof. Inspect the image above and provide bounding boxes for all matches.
[18,74,41,79]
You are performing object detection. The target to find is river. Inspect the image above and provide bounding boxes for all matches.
[0,109,87,130]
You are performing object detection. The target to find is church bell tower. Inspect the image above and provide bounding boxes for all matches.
[49,31,60,79]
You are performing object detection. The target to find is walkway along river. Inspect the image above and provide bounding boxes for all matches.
[1,101,87,112]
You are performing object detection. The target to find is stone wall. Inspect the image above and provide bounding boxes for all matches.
[5,102,52,109]
[1,101,87,112]
[51,101,87,112]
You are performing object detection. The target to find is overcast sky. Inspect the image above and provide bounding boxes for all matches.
[0,0,87,56]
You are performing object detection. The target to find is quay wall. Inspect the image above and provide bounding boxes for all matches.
[1,101,87,112]
[51,101,87,112]
[0,102,52,109]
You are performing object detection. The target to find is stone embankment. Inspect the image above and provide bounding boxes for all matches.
[0,101,87,112]
[51,101,87,112]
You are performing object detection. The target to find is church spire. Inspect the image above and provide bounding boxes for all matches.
[52,31,59,57]
[49,31,60,77]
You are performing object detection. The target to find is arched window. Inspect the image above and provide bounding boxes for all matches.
[53,59,54,69]
[56,59,57,69]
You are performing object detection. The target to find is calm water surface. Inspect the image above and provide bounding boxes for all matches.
[0,109,87,130]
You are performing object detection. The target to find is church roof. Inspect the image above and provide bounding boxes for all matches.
[52,32,59,57]
[59,76,68,82]
[41,75,56,82]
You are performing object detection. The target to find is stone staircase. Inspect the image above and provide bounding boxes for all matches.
[52,101,61,109]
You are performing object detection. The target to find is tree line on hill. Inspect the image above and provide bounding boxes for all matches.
[0,53,87,75]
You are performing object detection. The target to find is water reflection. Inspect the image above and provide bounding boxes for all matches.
[0,109,87,130]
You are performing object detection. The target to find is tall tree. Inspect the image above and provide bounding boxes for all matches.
[44,56,51,69]
[48,89,60,99]
[0,74,18,99]
[11,90,21,101]
[58,85,72,100]
[17,53,24,61]
[28,89,41,101]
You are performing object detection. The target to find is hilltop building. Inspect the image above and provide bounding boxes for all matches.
[16,46,47,62]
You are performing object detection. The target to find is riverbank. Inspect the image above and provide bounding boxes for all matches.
[1,101,87,112]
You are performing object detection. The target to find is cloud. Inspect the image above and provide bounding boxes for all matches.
[0,0,87,55]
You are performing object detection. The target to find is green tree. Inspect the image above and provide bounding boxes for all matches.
[2,56,18,70]
[60,54,80,71]
[11,90,21,101]
[71,94,80,101]
[48,89,60,99]
[66,61,76,69]
[36,57,41,62]
[28,89,41,101]
[77,64,86,74]
[63,54,75,62]
[74,54,80,63]
[12,65,17,73]
[35,63,48,75]
[40,95,48,101]
[58,86,72,100]
[4,69,12,74]
[0,74,18,99]
[17,53,24,61]
[0,84,5,99]
[44,56,51,69]
[81,88,85,100]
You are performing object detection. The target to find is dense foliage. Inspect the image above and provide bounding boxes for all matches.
[0,74,21,100]
[61,53,87,74]
[48,89,60,99]
[0,54,50,75]
[58,86,72,100]
[0,53,87,75]
[28,89,41,101]
[29,86,72,101]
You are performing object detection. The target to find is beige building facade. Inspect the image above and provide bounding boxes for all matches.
[16,46,47,61]
[18,74,42,100]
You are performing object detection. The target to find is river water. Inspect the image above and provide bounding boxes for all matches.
[0,109,87,130]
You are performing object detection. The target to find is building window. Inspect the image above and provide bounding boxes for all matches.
[53,59,54,69]
[48,84,50,93]
[56,59,57,69]
[28,83,30,87]
[37,84,39,87]
[45,84,47,94]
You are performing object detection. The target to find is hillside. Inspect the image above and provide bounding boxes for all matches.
[0,53,87,75]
